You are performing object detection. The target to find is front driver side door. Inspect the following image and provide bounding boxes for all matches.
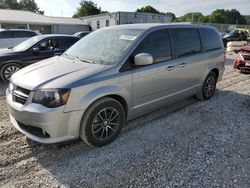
[132,29,181,116]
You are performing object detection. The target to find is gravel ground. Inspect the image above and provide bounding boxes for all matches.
[0,54,250,188]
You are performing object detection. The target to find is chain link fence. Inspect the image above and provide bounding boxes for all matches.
[199,23,249,33]
[184,22,250,33]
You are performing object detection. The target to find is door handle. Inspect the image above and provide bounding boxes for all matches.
[179,63,186,67]
[166,65,175,71]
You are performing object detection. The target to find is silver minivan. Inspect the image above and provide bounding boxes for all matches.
[0,29,40,49]
[6,24,225,147]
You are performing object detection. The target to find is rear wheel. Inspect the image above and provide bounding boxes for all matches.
[0,63,22,82]
[196,71,218,100]
[80,97,125,147]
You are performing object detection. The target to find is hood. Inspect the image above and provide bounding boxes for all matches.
[0,48,15,55]
[11,56,107,90]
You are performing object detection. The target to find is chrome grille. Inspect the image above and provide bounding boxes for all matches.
[12,85,30,105]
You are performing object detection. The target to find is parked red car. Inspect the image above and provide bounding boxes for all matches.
[234,46,250,73]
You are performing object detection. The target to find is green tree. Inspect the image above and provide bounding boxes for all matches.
[19,0,44,14]
[0,0,43,14]
[0,0,20,9]
[136,5,160,14]
[73,0,102,18]
[210,9,246,24]
[244,15,250,25]
[165,12,176,22]
[136,6,176,21]
[177,12,206,22]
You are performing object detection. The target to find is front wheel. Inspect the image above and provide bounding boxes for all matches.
[80,97,125,147]
[196,71,218,100]
[0,63,22,82]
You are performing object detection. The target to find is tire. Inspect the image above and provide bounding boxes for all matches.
[0,63,22,82]
[196,71,218,100]
[80,97,125,147]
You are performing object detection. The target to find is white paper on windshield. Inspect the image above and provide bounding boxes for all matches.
[119,35,137,41]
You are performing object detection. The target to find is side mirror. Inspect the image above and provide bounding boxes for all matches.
[48,46,54,51]
[33,47,40,54]
[134,53,153,66]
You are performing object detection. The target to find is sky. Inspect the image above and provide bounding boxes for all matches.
[35,0,250,18]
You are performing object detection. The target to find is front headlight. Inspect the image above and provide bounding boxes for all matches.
[32,89,70,108]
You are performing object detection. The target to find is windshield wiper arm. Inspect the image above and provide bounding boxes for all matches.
[63,53,74,60]
[75,56,95,64]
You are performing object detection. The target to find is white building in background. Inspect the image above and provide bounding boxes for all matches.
[0,9,90,34]
[0,10,172,34]
[80,12,172,31]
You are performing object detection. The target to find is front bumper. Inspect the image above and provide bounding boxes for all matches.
[6,89,82,144]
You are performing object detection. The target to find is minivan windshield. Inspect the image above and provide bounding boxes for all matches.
[13,36,43,52]
[65,28,144,65]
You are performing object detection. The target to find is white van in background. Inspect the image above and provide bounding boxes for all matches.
[0,29,41,49]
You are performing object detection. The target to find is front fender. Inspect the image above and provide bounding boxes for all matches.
[64,85,131,114]
[0,60,22,69]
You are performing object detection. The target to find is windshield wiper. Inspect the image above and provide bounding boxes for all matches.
[75,56,95,64]
[63,53,74,60]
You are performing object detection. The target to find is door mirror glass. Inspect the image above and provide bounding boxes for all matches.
[32,47,40,54]
[134,53,153,66]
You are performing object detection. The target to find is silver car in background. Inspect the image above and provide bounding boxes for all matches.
[6,24,225,147]
[0,29,40,49]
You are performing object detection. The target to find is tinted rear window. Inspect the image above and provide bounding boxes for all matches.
[134,29,172,63]
[171,29,201,57]
[13,31,36,38]
[200,28,222,51]
[0,31,13,39]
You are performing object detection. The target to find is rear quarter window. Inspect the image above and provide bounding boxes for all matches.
[200,28,222,51]
[171,28,201,57]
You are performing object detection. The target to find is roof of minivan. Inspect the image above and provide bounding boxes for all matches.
[105,23,217,31]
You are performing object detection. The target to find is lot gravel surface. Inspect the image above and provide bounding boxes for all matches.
[0,54,250,188]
